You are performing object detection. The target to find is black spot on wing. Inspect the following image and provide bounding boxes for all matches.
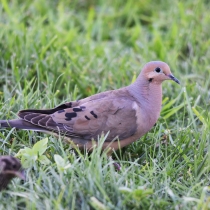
[90,111,97,118]
[55,103,72,110]
[66,102,72,108]
[18,103,74,116]
[85,115,90,120]
[57,109,65,113]
[65,112,77,121]
[73,108,83,112]
[80,106,86,109]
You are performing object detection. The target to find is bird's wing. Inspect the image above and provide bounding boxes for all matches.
[18,90,138,142]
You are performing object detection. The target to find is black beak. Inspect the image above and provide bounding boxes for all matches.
[14,170,26,180]
[4,169,26,180]
[168,74,180,84]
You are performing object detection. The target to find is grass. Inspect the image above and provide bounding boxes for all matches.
[0,0,210,209]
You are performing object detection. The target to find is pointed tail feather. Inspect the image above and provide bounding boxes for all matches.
[0,119,47,132]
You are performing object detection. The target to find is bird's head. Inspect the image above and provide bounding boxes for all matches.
[0,156,25,180]
[140,61,180,85]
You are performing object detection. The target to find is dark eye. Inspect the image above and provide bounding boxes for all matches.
[12,164,17,169]
[154,67,162,73]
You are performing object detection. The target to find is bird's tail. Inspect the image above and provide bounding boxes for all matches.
[0,119,47,132]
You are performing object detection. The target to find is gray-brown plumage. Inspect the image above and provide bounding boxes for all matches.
[0,156,25,191]
[0,61,180,151]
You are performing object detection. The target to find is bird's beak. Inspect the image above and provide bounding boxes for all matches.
[3,169,26,180]
[168,74,180,84]
[14,170,26,180]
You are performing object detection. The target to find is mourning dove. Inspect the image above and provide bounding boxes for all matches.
[0,156,25,191]
[0,61,180,151]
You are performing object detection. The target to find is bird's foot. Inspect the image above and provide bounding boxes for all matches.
[113,162,121,171]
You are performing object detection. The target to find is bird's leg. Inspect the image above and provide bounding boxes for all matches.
[113,161,121,171]
[107,155,121,171]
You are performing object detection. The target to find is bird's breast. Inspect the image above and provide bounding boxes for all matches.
[132,101,160,136]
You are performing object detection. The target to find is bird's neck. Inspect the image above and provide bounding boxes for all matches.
[0,175,11,190]
[128,79,162,123]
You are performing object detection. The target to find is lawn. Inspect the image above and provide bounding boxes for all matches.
[0,0,210,209]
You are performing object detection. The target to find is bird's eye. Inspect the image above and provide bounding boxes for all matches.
[154,67,162,73]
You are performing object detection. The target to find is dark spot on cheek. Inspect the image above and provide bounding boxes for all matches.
[65,112,77,121]
[73,108,83,112]
[90,111,97,118]
[85,116,90,120]
[57,109,65,113]
[148,78,153,82]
